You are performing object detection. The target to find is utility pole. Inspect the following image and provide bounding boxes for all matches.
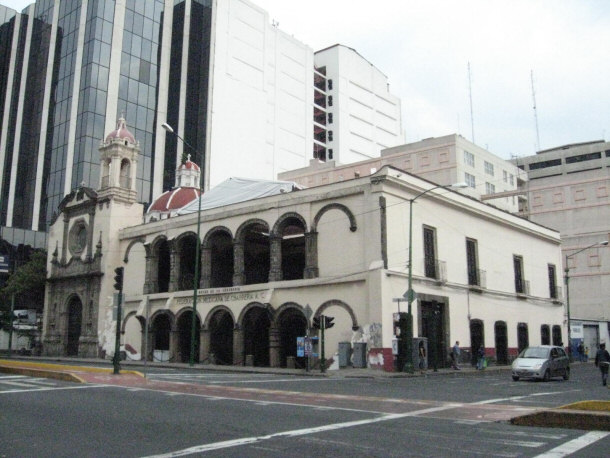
[113,267,124,375]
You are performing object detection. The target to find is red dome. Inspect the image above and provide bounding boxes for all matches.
[148,187,202,213]
[105,117,136,144]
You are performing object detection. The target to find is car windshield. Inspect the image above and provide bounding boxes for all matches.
[519,347,550,359]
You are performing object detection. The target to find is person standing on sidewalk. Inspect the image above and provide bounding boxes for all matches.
[451,341,461,370]
[476,346,486,370]
[594,343,610,386]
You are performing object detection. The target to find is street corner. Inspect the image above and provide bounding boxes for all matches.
[510,402,610,431]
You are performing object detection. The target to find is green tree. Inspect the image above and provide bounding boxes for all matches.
[0,250,47,320]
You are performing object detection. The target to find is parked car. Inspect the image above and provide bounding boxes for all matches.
[511,345,570,382]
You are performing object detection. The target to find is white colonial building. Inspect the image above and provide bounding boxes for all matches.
[42,120,565,371]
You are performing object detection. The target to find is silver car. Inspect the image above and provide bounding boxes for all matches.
[511,345,570,381]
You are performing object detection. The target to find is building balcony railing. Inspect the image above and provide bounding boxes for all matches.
[516,279,530,296]
[468,268,487,289]
[424,258,447,283]
[551,285,562,300]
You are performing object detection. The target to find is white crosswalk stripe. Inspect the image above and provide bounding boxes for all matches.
[0,375,59,389]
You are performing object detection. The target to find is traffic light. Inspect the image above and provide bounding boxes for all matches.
[324,316,335,329]
[113,267,124,291]
[312,316,321,329]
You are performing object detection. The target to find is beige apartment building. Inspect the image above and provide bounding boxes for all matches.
[515,140,610,354]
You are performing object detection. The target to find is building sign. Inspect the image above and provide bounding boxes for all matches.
[174,287,273,306]
[570,322,584,338]
[0,255,9,273]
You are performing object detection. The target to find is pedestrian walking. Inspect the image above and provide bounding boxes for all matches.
[577,341,585,362]
[418,341,427,374]
[451,341,461,370]
[477,346,485,370]
[594,343,610,386]
[585,346,589,361]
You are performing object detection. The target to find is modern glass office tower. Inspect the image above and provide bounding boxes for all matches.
[0,0,403,250]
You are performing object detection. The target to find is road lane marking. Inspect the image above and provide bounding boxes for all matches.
[472,390,579,405]
[0,384,110,394]
[533,431,610,457]
[142,404,460,457]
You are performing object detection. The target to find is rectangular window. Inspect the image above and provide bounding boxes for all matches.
[565,152,601,164]
[514,255,525,293]
[464,150,475,167]
[465,172,476,188]
[484,161,494,175]
[503,170,508,182]
[466,238,479,286]
[510,174,514,185]
[485,182,495,194]
[423,226,437,279]
[548,264,557,298]
[528,158,562,170]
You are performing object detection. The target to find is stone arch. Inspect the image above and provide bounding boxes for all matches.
[271,212,308,235]
[203,225,233,247]
[312,203,357,233]
[150,235,171,293]
[150,309,175,360]
[123,237,146,263]
[203,226,234,288]
[119,158,131,187]
[175,306,202,363]
[239,302,273,367]
[121,310,145,333]
[314,299,359,331]
[273,302,307,368]
[271,213,308,281]
[204,305,235,365]
[174,231,200,291]
[234,219,271,286]
[65,293,84,356]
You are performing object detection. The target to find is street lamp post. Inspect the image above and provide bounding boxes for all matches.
[564,240,608,361]
[162,122,203,367]
[404,181,467,373]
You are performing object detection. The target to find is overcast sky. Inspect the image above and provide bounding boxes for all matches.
[4,0,609,159]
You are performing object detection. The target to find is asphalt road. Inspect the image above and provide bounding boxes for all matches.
[0,364,608,457]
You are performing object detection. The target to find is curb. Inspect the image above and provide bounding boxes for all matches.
[0,359,144,382]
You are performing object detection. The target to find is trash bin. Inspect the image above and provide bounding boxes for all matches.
[352,342,367,368]
[338,342,352,367]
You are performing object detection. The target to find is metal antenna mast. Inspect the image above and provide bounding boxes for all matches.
[468,62,475,143]
[531,70,541,151]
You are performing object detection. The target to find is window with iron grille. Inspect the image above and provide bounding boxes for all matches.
[514,255,525,293]
[423,226,437,279]
[548,264,557,298]
[466,238,478,286]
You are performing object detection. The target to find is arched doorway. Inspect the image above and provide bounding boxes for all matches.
[208,230,233,288]
[242,306,271,366]
[243,222,270,285]
[66,296,83,356]
[541,324,550,345]
[208,309,234,365]
[517,323,529,353]
[276,216,306,281]
[177,310,201,363]
[469,319,484,366]
[178,234,198,291]
[152,314,171,361]
[277,308,307,367]
[494,321,508,365]
[157,240,170,293]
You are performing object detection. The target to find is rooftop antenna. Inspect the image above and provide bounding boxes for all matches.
[531,70,541,152]
[468,62,475,143]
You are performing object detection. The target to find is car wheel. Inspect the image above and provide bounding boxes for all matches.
[512,375,519,381]
[563,367,570,380]
[543,369,550,382]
